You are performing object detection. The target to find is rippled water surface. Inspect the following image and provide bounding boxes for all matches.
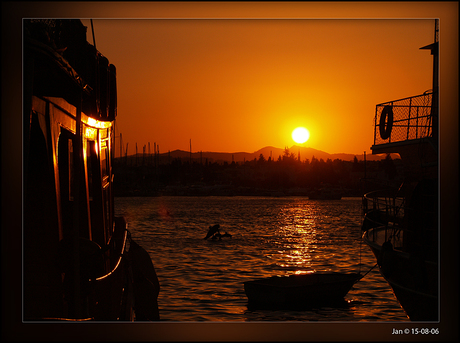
[115,196,409,321]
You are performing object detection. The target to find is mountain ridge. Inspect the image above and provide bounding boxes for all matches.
[125,145,396,163]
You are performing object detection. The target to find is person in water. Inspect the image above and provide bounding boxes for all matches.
[204,224,220,240]
[211,232,222,240]
[211,232,232,240]
[204,224,232,240]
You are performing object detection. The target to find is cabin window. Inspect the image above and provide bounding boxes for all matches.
[103,182,110,239]
[68,138,74,201]
[87,138,105,247]
[86,141,94,200]
[58,129,75,240]
[100,129,109,182]
[85,126,97,141]
[101,143,108,178]
[100,128,108,140]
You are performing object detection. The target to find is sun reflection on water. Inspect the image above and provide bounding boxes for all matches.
[270,202,325,274]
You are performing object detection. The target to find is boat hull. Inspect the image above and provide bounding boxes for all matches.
[244,273,360,310]
[364,231,438,321]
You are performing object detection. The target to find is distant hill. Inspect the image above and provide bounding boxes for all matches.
[121,145,397,164]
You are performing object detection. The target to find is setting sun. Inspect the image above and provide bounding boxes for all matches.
[292,127,310,144]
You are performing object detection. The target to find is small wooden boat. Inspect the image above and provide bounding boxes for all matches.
[244,272,361,309]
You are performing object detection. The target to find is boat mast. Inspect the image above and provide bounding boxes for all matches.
[422,19,440,97]
[419,19,439,143]
[433,18,439,93]
[91,19,96,50]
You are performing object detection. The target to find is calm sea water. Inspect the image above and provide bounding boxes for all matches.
[115,196,409,322]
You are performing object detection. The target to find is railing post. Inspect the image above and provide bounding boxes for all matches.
[407,97,412,140]
[389,102,393,143]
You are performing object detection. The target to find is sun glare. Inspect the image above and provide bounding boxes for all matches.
[292,127,310,144]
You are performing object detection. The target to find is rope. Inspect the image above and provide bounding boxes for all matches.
[355,263,378,284]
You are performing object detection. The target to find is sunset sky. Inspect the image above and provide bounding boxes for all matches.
[6,1,454,161]
[81,17,435,157]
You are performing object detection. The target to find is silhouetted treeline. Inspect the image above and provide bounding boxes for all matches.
[112,148,402,197]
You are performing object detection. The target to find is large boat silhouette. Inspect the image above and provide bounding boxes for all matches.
[23,19,159,321]
[361,20,439,321]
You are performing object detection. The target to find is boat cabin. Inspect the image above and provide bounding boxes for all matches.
[23,19,132,320]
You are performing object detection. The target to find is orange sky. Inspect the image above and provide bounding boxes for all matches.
[13,1,453,158]
[82,18,435,156]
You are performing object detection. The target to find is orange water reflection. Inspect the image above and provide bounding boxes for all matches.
[269,203,316,274]
[272,201,358,275]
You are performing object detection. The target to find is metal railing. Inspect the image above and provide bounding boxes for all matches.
[373,91,435,146]
[363,189,406,223]
[362,189,406,247]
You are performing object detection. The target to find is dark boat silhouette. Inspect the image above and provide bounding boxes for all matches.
[23,19,159,321]
[244,272,361,310]
[360,20,439,321]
